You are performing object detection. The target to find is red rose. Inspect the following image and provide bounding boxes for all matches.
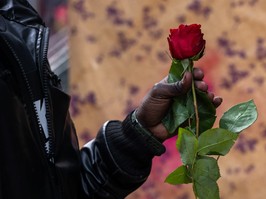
[167,24,206,60]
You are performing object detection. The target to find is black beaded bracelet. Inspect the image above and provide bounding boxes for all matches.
[131,110,166,156]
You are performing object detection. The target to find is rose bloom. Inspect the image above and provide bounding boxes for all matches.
[167,24,205,60]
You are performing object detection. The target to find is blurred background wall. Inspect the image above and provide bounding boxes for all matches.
[35,0,266,198]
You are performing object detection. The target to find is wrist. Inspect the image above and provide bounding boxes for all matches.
[134,110,169,142]
[131,110,166,155]
[147,124,169,142]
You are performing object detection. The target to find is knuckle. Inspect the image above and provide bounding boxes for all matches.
[174,81,183,94]
[153,82,163,90]
[151,83,162,95]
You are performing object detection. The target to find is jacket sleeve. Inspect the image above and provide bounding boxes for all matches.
[80,113,166,199]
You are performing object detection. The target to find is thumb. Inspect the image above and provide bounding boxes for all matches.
[136,72,193,127]
[153,72,193,98]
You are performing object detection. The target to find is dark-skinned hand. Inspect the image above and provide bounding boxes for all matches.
[135,67,222,141]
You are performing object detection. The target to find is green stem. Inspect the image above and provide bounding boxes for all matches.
[217,155,221,161]
[189,64,200,137]
[189,62,199,199]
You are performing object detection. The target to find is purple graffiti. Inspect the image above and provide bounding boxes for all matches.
[217,35,247,58]
[72,0,95,20]
[106,4,134,27]
[234,135,258,154]
[220,64,249,89]
[187,0,212,18]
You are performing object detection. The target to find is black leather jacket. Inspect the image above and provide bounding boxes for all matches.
[0,0,165,198]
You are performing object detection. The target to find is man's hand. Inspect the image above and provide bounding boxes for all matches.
[135,68,222,141]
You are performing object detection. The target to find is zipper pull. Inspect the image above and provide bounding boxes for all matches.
[49,157,55,164]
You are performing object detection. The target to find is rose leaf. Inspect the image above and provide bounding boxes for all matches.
[193,156,220,199]
[176,128,198,165]
[162,97,189,134]
[197,128,238,156]
[219,100,258,133]
[165,165,192,185]
[181,58,190,72]
[168,59,184,82]
[186,90,216,134]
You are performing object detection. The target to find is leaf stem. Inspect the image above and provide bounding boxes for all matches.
[217,155,221,161]
[189,63,200,137]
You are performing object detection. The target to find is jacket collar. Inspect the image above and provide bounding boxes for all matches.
[0,0,45,26]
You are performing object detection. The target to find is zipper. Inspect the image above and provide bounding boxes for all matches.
[1,36,46,156]
[39,26,65,198]
[38,26,55,163]
[1,27,59,197]
[1,26,55,163]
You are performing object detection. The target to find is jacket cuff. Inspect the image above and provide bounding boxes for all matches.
[104,112,166,176]
[130,110,166,155]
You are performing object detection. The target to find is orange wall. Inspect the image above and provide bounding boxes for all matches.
[68,0,266,198]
